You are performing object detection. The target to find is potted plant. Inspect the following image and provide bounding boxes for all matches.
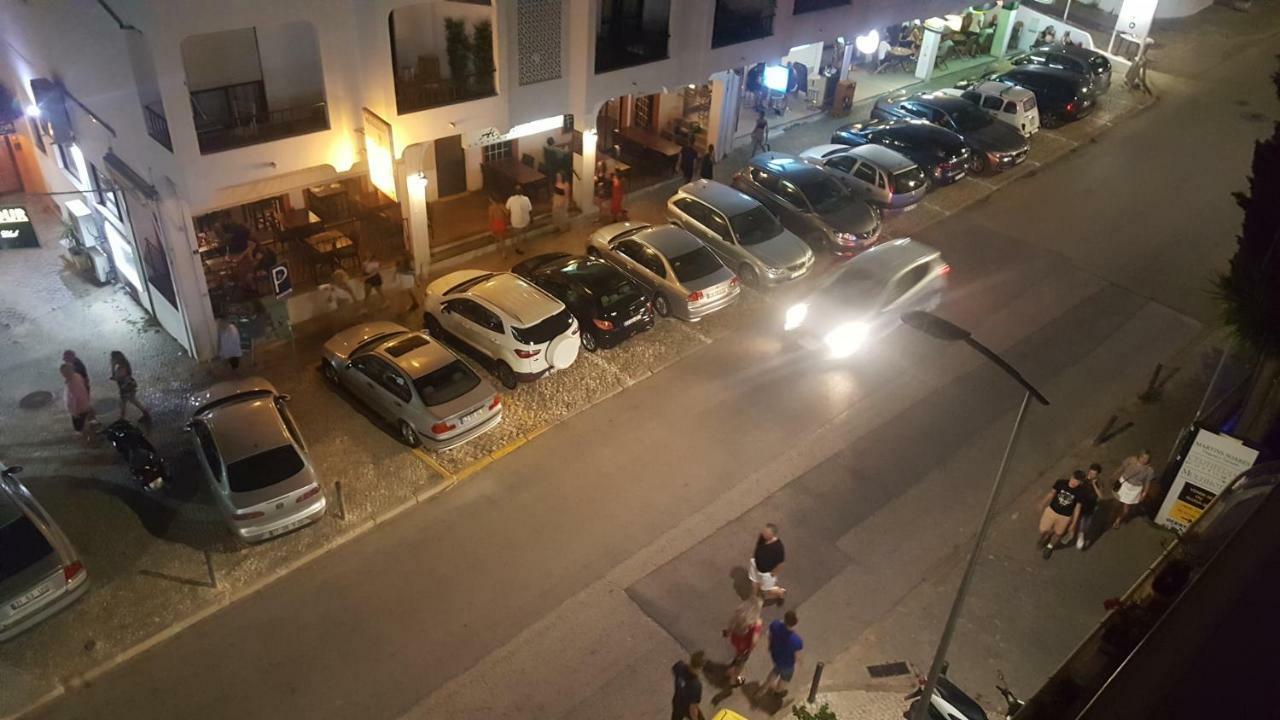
[444,18,471,95]
[471,20,495,96]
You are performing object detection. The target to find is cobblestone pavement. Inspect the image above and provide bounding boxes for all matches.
[0,52,1155,716]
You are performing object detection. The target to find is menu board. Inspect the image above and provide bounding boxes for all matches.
[1155,428,1258,533]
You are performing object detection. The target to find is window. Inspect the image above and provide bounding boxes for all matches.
[900,103,930,120]
[729,206,783,246]
[778,181,808,209]
[668,246,723,283]
[91,164,124,222]
[852,162,877,185]
[225,445,305,493]
[676,198,713,227]
[482,140,513,163]
[981,96,1004,111]
[826,155,855,173]
[54,144,79,182]
[961,91,981,105]
[634,95,654,129]
[1002,100,1018,114]
[701,209,732,241]
[617,239,665,277]
[374,361,413,403]
[27,117,46,153]
[192,423,222,477]
[450,299,503,334]
[512,308,573,345]
[0,515,54,583]
[414,360,481,407]
[884,263,931,307]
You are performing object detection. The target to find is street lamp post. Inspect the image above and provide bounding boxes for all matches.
[901,311,1049,720]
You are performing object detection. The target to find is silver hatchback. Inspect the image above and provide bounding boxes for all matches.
[588,222,740,321]
[321,321,502,449]
[667,180,814,288]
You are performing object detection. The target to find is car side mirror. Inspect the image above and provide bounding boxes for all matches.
[183,422,195,433]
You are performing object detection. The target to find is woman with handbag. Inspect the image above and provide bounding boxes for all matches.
[110,351,151,423]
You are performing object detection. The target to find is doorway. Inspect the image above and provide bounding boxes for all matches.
[0,136,23,195]
[434,134,467,198]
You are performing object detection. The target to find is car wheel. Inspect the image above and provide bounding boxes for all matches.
[739,264,760,288]
[969,152,988,175]
[653,294,671,318]
[425,313,444,337]
[495,361,519,390]
[581,329,599,353]
[398,420,421,448]
[321,360,339,384]
[1043,114,1064,129]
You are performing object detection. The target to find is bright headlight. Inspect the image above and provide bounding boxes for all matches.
[824,322,870,358]
[784,303,809,331]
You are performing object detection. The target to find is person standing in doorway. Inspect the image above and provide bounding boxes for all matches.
[699,145,716,180]
[109,351,151,423]
[61,364,94,444]
[551,171,571,232]
[750,113,769,156]
[593,161,612,221]
[1075,462,1103,550]
[748,523,787,602]
[679,141,698,183]
[1113,450,1155,529]
[610,171,626,222]
[1037,471,1085,559]
[670,651,706,720]
[488,195,509,257]
[217,318,242,372]
[505,184,533,255]
[723,594,763,688]
[755,610,803,700]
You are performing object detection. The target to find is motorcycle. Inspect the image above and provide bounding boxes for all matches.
[903,666,1024,720]
[102,419,167,492]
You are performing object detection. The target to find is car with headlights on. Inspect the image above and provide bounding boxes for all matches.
[512,253,654,352]
[783,239,949,358]
[798,144,928,211]
[870,92,1030,175]
[322,321,502,448]
[731,152,881,256]
[188,378,325,543]
[588,222,740,321]
[831,119,971,187]
[667,179,814,287]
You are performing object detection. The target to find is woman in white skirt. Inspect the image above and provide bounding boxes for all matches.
[1113,450,1154,528]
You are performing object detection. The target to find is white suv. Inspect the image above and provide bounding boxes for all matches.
[425,271,581,389]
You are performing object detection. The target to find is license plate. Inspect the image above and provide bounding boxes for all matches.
[704,286,725,299]
[461,407,484,424]
[902,202,918,213]
[10,583,52,611]
[264,516,310,539]
[953,171,967,180]
[624,314,642,327]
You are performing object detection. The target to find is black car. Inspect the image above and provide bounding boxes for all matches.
[511,252,653,352]
[831,119,971,186]
[992,66,1096,127]
[869,92,1030,174]
[1012,43,1111,94]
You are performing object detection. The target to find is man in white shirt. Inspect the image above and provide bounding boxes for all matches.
[505,185,533,255]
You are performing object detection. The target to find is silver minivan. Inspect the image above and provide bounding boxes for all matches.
[798,144,928,211]
[1,464,89,642]
[667,180,814,287]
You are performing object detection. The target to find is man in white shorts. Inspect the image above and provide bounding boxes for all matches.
[1113,450,1155,529]
[749,523,787,601]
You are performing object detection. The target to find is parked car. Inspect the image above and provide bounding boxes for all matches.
[511,253,654,352]
[831,119,971,187]
[870,92,1030,174]
[0,464,89,642]
[990,66,1096,127]
[1012,43,1111,94]
[797,144,929,211]
[730,152,882,255]
[424,271,581,388]
[587,222,740,321]
[783,238,949,358]
[321,321,502,448]
[188,378,326,543]
[943,80,1040,137]
[666,180,814,287]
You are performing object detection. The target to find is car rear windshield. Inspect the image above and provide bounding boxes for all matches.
[892,167,927,194]
[511,308,573,345]
[668,246,724,283]
[226,445,305,493]
[730,206,784,246]
[1089,56,1110,72]
[796,175,847,214]
[1022,95,1037,111]
[0,515,54,583]
[414,360,481,407]
[597,277,645,312]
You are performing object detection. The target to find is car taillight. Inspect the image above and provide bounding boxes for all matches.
[430,421,456,435]
[514,348,541,358]
[688,290,704,302]
[1066,101,1077,114]
[63,561,84,582]
[489,395,502,410]
[232,510,265,521]
[593,318,614,331]
[296,486,322,503]
[940,263,952,275]
[729,276,740,287]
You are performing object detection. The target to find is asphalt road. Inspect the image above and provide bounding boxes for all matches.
[24,19,1277,720]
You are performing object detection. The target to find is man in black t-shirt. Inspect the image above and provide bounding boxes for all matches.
[1074,463,1103,551]
[670,651,705,720]
[750,523,787,601]
[1037,471,1084,559]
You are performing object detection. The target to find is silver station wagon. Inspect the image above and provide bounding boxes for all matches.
[588,222,740,321]
[798,144,929,211]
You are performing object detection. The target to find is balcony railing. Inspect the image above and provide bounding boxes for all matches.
[792,0,850,14]
[143,103,172,152]
[395,72,496,115]
[712,2,775,48]
[595,17,670,74]
[194,102,330,154]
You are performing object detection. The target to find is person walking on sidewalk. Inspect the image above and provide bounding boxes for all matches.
[723,594,764,688]
[670,651,706,720]
[1075,462,1103,550]
[61,364,94,444]
[551,171,571,232]
[1037,471,1085,559]
[679,141,698,183]
[217,318,242,371]
[109,351,151,423]
[1113,450,1155,529]
[755,610,803,699]
[487,195,509,256]
[699,145,716,180]
[748,523,787,602]
[593,161,611,221]
[505,185,533,255]
[62,350,90,393]
[750,113,769,156]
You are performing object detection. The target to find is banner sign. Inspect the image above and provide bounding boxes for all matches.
[1155,428,1258,533]
[363,107,396,202]
[0,206,38,249]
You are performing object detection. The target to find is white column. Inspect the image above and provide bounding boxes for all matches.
[406,171,431,279]
[574,129,598,219]
[990,7,1016,57]
[915,26,943,81]
[707,75,728,159]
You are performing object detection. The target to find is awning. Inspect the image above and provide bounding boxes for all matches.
[196,160,370,215]
[104,151,159,201]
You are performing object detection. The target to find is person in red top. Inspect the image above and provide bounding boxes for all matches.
[610,171,625,222]
[723,594,764,688]
[488,195,508,256]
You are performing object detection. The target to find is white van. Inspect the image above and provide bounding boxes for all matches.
[944,82,1040,138]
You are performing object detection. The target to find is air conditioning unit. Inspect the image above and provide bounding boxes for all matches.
[86,245,112,285]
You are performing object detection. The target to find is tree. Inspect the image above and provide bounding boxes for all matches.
[1214,56,1280,445]
[443,17,471,93]
[471,20,495,96]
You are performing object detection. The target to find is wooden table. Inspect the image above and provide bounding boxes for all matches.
[484,157,548,199]
[305,230,353,255]
[618,126,682,160]
[876,46,915,74]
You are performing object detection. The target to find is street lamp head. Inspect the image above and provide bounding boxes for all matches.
[901,311,971,342]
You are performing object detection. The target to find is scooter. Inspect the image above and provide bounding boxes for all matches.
[102,419,167,492]
[903,666,1024,720]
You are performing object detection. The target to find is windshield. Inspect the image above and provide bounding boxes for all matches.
[948,103,993,132]
[596,277,644,311]
[226,445,305,493]
[730,206,784,246]
[827,266,885,303]
[797,176,847,214]
[892,167,927,194]
[511,308,573,345]
[0,515,54,583]
[668,246,724,283]
[414,360,481,407]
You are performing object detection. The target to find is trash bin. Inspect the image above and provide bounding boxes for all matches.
[830,79,857,118]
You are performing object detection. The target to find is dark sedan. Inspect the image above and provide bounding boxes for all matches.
[511,252,653,352]
[870,92,1030,174]
[831,119,971,187]
[991,66,1096,127]
[1013,43,1112,94]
